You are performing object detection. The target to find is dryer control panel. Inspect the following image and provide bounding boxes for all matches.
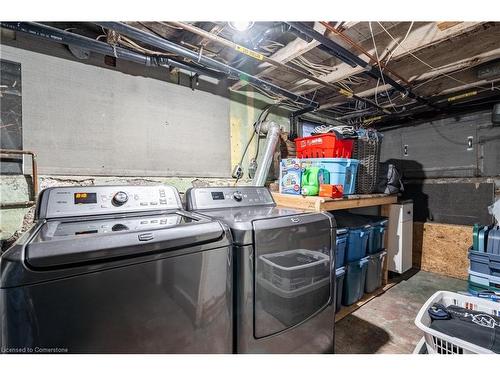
[186,186,275,210]
[39,185,182,219]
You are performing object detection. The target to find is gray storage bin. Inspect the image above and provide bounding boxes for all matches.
[468,247,500,278]
[256,275,330,326]
[342,257,369,306]
[365,250,387,293]
[260,249,330,290]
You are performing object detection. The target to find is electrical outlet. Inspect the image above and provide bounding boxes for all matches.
[467,136,473,151]
[403,144,408,156]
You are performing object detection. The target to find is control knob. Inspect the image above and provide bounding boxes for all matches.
[112,191,128,206]
[233,191,243,202]
[111,223,129,232]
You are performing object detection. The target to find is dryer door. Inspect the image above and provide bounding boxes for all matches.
[253,213,334,338]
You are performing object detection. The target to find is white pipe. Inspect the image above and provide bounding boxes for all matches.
[252,121,281,186]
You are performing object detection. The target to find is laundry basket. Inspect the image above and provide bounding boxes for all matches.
[353,130,382,194]
[414,291,500,354]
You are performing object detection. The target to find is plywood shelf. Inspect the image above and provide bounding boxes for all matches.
[272,192,397,212]
[335,281,398,322]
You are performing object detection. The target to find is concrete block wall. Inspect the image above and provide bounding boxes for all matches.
[1,174,250,247]
[0,32,269,248]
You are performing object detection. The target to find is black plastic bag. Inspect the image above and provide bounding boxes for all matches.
[376,162,404,194]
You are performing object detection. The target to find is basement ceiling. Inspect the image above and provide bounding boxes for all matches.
[7,21,500,126]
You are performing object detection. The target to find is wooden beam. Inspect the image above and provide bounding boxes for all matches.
[229,22,328,91]
[319,23,500,109]
[294,22,484,95]
[272,192,397,212]
[437,22,462,31]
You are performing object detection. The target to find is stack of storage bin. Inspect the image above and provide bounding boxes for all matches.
[281,133,360,196]
[333,213,388,307]
[468,225,500,296]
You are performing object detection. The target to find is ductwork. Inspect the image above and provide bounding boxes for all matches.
[0,22,225,79]
[252,121,281,186]
[96,22,319,108]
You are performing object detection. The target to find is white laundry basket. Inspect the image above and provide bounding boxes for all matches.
[414,291,500,354]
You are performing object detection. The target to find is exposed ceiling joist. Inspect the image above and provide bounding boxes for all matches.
[294,21,484,95]
[319,23,500,109]
[230,22,330,91]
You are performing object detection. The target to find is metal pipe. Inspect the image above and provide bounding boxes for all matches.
[0,149,38,208]
[0,22,225,79]
[168,22,384,113]
[287,22,436,109]
[319,21,410,86]
[96,22,319,108]
[252,121,281,186]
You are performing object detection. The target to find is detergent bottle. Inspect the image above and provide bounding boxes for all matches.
[301,166,330,196]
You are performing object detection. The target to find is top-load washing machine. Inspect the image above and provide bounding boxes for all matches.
[0,185,233,353]
[185,186,336,353]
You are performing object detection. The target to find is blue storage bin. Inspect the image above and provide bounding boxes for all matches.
[342,257,369,306]
[360,215,389,254]
[335,266,346,313]
[469,248,500,278]
[302,158,359,195]
[365,250,387,293]
[335,228,348,269]
[333,213,371,262]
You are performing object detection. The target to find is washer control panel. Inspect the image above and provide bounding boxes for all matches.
[186,186,275,210]
[41,185,182,219]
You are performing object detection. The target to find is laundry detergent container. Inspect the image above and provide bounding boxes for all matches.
[335,266,346,312]
[333,213,372,262]
[335,228,348,269]
[302,158,359,195]
[360,215,389,254]
[365,250,387,293]
[342,257,369,306]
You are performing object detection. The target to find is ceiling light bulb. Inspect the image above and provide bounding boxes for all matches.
[228,21,254,32]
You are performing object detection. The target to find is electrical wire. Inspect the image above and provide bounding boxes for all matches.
[369,22,400,113]
[376,21,500,94]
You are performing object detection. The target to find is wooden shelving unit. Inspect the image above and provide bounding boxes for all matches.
[271,192,397,212]
[272,192,399,322]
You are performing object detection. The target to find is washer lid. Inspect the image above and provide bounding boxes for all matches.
[25,212,226,269]
[196,206,331,245]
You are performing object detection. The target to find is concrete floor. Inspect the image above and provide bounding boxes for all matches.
[335,270,468,354]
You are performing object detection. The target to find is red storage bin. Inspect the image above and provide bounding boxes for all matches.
[295,134,354,158]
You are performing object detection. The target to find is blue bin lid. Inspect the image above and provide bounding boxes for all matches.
[302,158,359,165]
[336,228,348,235]
[335,266,346,277]
[359,214,389,226]
[333,213,372,229]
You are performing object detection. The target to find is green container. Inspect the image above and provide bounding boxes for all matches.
[468,279,500,295]
[472,223,480,251]
[301,166,330,196]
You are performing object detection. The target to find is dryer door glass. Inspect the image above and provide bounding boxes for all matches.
[252,214,333,338]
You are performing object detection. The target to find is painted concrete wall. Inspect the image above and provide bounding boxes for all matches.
[0,174,250,243]
[229,88,290,178]
[0,43,231,178]
[0,35,287,245]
